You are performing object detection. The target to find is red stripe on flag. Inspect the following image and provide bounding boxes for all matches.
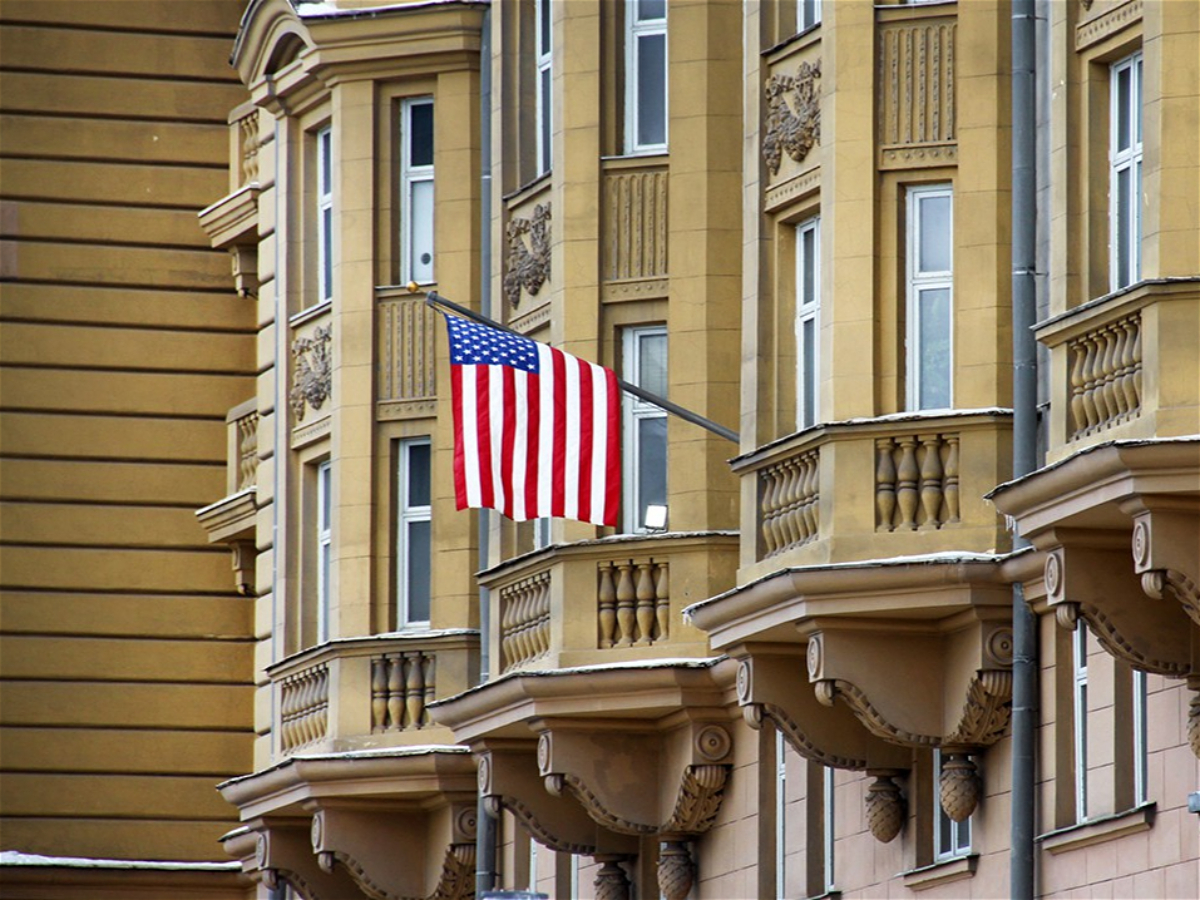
[576,361,595,524]
[525,371,541,517]
[475,366,494,512]
[450,362,468,511]
[500,364,517,520]
[603,367,621,526]
[551,349,567,519]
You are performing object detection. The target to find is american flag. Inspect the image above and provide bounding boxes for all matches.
[443,313,620,527]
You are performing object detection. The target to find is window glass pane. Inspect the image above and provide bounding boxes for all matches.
[320,465,331,529]
[801,228,816,305]
[539,0,551,52]
[407,443,431,507]
[637,415,667,523]
[1116,66,1131,152]
[1134,58,1142,143]
[406,520,431,623]
[636,33,667,148]
[409,103,434,167]
[1116,167,1130,288]
[918,288,951,409]
[637,332,667,397]
[801,318,816,428]
[539,67,552,170]
[918,195,951,272]
[322,207,333,298]
[320,130,331,189]
[637,0,666,21]
[409,180,435,283]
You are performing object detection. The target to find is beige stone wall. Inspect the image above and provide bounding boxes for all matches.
[0,0,256,886]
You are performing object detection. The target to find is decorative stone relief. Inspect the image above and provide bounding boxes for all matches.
[877,20,956,154]
[762,60,822,175]
[593,856,632,900]
[656,841,694,900]
[938,753,981,823]
[661,765,728,834]
[290,324,332,421]
[602,167,668,283]
[503,202,552,307]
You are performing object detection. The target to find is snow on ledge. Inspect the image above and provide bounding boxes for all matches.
[0,851,240,871]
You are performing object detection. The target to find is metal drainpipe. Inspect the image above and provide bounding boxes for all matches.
[1011,0,1039,897]
[475,4,498,897]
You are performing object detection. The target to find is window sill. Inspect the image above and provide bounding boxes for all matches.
[901,854,977,891]
[1038,803,1156,854]
[290,299,332,326]
[803,892,840,900]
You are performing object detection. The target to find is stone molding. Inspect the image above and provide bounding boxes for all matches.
[290,324,332,421]
[503,202,551,308]
[763,60,822,175]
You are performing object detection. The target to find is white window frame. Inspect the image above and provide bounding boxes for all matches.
[1073,623,1090,821]
[933,750,972,859]
[796,216,821,430]
[823,765,835,892]
[1133,668,1148,805]
[622,325,668,534]
[400,98,435,285]
[625,0,668,155]
[316,126,333,304]
[1109,52,1143,291]
[397,438,432,630]
[317,460,332,643]
[535,0,552,176]
[906,184,954,411]
[798,0,821,31]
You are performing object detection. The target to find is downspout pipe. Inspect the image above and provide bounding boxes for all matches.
[475,4,498,897]
[1010,0,1039,897]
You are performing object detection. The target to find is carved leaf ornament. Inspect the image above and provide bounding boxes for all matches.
[763,60,823,175]
[290,324,332,420]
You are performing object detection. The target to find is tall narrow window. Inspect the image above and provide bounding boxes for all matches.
[775,730,787,899]
[626,0,667,154]
[1110,52,1142,291]
[535,0,552,175]
[317,460,332,643]
[796,216,821,430]
[401,99,435,285]
[906,184,953,410]
[822,766,835,893]
[622,326,668,533]
[934,750,972,858]
[1133,669,1148,805]
[799,0,821,31]
[1073,623,1090,821]
[397,439,432,629]
[317,126,333,303]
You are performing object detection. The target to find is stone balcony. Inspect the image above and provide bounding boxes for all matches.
[1038,278,1200,464]
[734,409,1013,583]
[195,397,258,595]
[478,532,738,679]
[267,630,479,756]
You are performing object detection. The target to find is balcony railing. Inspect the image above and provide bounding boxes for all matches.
[735,410,1012,578]
[268,631,479,756]
[1038,279,1200,463]
[480,533,738,678]
[226,398,258,495]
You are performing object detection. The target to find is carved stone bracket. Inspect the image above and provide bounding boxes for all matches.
[1130,510,1200,627]
[290,324,332,421]
[237,819,362,900]
[865,770,906,843]
[503,202,551,307]
[763,59,822,175]
[1044,543,1192,676]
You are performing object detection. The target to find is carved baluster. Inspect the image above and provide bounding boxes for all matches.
[654,562,670,643]
[1115,318,1136,415]
[798,455,817,543]
[1068,341,1088,437]
[1130,320,1142,408]
[896,436,920,530]
[1079,336,1101,432]
[780,459,803,549]
[502,586,519,668]
[314,668,328,741]
[422,654,436,726]
[615,562,637,647]
[371,658,387,731]
[535,577,551,658]
[918,434,944,529]
[1106,326,1126,419]
[512,583,531,665]
[759,466,781,557]
[279,680,294,750]
[598,563,617,648]
[387,656,404,731]
[943,435,960,523]
[806,453,820,538]
[301,672,317,745]
[876,438,897,531]
[295,673,311,745]
[635,562,656,645]
[405,653,424,729]
[1093,329,1115,425]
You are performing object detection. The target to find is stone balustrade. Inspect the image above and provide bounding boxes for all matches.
[735,410,1012,577]
[225,398,258,495]
[268,631,479,755]
[1066,312,1142,440]
[480,533,738,677]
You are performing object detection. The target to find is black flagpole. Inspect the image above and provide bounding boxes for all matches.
[417,285,740,445]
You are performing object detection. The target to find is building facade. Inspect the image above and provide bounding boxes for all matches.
[2,1,1198,899]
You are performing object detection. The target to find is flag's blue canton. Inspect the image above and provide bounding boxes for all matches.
[445,316,540,373]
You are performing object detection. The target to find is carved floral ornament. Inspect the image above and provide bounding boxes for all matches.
[762,59,822,175]
[290,324,332,421]
[503,202,552,308]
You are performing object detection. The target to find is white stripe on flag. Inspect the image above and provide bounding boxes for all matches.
[537,344,554,518]
[589,361,609,521]
[562,354,581,521]
[461,366,482,508]
[511,368,529,521]
[488,363,506,516]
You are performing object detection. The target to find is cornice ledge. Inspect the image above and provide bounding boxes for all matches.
[1038,803,1155,853]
